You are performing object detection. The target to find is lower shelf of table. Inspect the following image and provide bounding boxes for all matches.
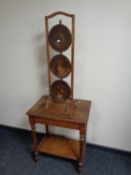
[37,135,80,160]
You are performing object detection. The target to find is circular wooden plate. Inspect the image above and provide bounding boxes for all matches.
[50,80,71,103]
[48,24,72,52]
[50,54,71,78]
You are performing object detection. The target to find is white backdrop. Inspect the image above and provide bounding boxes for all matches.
[0,0,131,151]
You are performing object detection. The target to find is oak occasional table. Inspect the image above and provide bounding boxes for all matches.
[26,96,91,174]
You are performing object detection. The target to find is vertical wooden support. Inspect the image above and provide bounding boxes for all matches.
[45,17,51,93]
[71,15,75,100]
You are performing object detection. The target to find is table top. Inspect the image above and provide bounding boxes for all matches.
[27,96,91,124]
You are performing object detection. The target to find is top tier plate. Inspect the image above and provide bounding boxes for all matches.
[48,23,72,52]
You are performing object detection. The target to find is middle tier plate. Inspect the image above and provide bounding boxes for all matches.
[50,54,71,78]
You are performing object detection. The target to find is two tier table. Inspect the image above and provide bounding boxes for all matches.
[26,95,91,174]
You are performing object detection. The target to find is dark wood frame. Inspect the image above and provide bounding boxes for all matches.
[45,11,75,100]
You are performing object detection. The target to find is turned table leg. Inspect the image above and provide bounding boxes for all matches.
[30,117,39,161]
[78,125,86,174]
[45,125,49,135]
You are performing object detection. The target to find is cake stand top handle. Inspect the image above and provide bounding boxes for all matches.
[45,11,75,19]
